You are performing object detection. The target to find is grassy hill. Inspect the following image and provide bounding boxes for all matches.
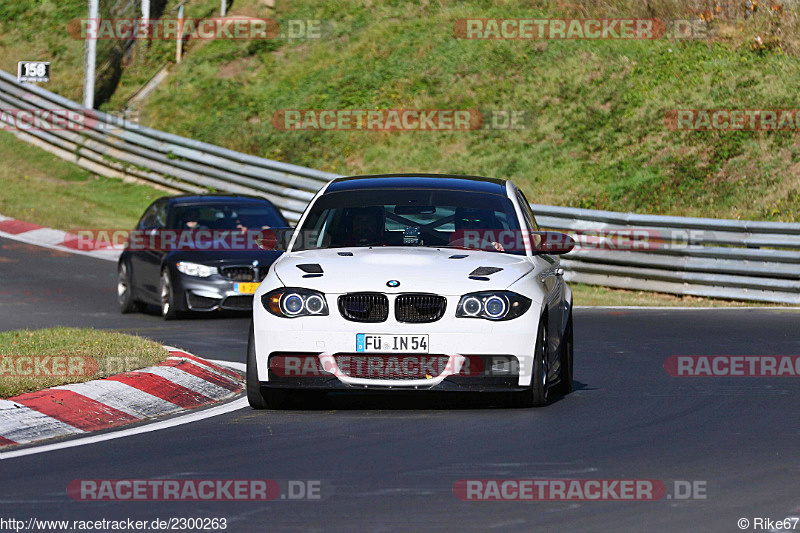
[2,0,795,307]
[1,0,799,222]
[128,0,800,222]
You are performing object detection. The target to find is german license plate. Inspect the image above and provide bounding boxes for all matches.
[356,334,429,353]
[234,282,260,294]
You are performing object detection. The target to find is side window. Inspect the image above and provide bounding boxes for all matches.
[153,201,168,228]
[137,202,159,230]
[516,190,543,254]
[137,200,167,230]
[515,190,534,231]
[517,190,540,231]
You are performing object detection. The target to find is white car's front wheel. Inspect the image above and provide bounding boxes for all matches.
[552,310,574,395]
[517,317,549,408]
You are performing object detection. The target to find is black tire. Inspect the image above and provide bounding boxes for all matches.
[551,310,574,395]
[517,317,550,408]
[246,321,286,409]
[117,262,142,314]
[159,269,179,320]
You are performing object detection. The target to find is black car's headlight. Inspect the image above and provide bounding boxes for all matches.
[176,261,218,278]
[262,288,329,318]
[456,291,531,321]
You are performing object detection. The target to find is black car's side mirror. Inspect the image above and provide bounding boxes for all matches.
[255,228,295,251]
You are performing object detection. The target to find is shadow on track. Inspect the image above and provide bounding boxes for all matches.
[265,380,591,411]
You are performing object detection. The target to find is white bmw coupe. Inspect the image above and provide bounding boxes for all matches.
[247,174,575,408]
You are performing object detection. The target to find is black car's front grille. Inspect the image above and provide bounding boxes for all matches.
[338,293,389,322]
[186,292,219,310]
[395,294,447,323]
[220,266,256,281]
[222,295,254,310]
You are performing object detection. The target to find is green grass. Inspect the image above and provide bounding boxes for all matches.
[3,1,798,221]
[0,1,88,101]
[103,0,244,110]
[0,327,169,398]
[119,0,798,222]
[0,0,798,308]
[0,131,165,231]
[570,283,783,307]
[0,0,227,104]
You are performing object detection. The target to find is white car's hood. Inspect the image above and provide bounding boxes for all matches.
[273,247,533,295]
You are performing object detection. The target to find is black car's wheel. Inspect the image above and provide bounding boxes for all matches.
[247,321,286,409]
[117,262,142,314]
[160,269,179,320]
[517,317,549,408]
[552,309,574,395]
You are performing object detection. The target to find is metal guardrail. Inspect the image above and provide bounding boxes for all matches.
[0,69,336,223]
[1,69,798,303]
[531,205,800,304]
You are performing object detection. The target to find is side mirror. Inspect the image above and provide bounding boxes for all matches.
[255,228,294,251]
[533,231,575,255]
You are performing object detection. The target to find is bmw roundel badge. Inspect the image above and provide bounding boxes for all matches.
[387,280,400,288]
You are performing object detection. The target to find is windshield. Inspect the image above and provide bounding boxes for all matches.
[169,202,285,232]
[293,188,524,254]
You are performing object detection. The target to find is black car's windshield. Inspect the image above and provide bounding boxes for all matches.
[169,202,285,231]
[293,189,524,255]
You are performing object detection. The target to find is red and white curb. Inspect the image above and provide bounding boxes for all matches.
[0,214,121,262]
[0,348,243,448]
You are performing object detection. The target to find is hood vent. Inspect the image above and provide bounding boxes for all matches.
[338,251,354,256]
[449,254,469,259]
[469,266,503,277]
[297,263,323,274]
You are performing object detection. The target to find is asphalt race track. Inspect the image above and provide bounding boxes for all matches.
[1,236,798,532]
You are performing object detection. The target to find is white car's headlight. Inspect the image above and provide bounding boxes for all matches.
[456,291,531,321]
[262,288,329,318]
[176,262,218,278]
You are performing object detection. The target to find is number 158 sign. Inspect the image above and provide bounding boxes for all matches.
[17,61,50,83]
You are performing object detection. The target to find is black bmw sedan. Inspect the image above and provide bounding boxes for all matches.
[118,194,289,319]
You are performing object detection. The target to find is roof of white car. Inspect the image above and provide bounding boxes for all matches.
[327,174,509,195]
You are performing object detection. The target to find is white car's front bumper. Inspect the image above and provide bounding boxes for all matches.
[253,294,541,389]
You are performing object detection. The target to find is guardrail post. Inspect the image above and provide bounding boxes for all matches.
[176,5,185,64]
[141,0,150,43]
[82,0,98,109]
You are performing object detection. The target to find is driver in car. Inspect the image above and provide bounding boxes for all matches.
[182,208,210,231]
[347,206,385,246]
[455,208,506,252]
